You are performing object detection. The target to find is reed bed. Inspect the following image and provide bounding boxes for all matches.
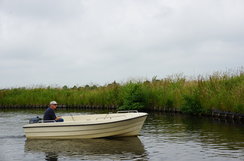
[0,71,243,114]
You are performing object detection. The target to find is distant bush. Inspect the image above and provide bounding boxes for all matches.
[119,83,145,111]
[181,93,204,114]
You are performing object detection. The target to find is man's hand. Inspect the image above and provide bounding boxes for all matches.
[55,116,62,120]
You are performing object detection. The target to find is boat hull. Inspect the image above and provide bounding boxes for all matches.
[23,113,147,139]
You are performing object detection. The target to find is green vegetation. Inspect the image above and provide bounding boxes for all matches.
[0,71,243,114]
[119,83,145,110]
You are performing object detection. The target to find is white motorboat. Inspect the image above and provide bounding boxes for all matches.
[23,111,148,139]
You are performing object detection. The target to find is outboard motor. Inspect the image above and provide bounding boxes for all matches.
[29,116,42,124]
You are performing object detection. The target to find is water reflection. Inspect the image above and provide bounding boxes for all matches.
[142,113,244,159]
[45,152,58,161]
[25,137,147,160]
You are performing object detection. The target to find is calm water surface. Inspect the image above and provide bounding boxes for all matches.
[0,109,243,161]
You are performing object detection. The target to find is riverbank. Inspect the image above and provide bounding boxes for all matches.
[1,105,244,123]
[0,70,243,116]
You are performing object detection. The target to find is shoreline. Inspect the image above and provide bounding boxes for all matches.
[1,105,243,123]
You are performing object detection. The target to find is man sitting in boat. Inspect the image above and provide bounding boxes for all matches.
[43,101,64,122]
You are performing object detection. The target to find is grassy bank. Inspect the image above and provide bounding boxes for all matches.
[0,71,243,114]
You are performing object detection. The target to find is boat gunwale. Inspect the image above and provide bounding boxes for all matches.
[23,113,148,129]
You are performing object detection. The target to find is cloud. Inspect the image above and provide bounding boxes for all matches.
[0,0,243,88]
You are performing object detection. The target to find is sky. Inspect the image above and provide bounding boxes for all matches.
[0,0,243,88]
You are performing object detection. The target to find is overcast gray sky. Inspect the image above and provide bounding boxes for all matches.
[0,0,243,88]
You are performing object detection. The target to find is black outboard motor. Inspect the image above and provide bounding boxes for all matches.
[29,116,42,124]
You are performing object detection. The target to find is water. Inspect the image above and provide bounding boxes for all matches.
[0,109,243,161]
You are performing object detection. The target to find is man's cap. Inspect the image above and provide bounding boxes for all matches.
[50,101,58,105]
